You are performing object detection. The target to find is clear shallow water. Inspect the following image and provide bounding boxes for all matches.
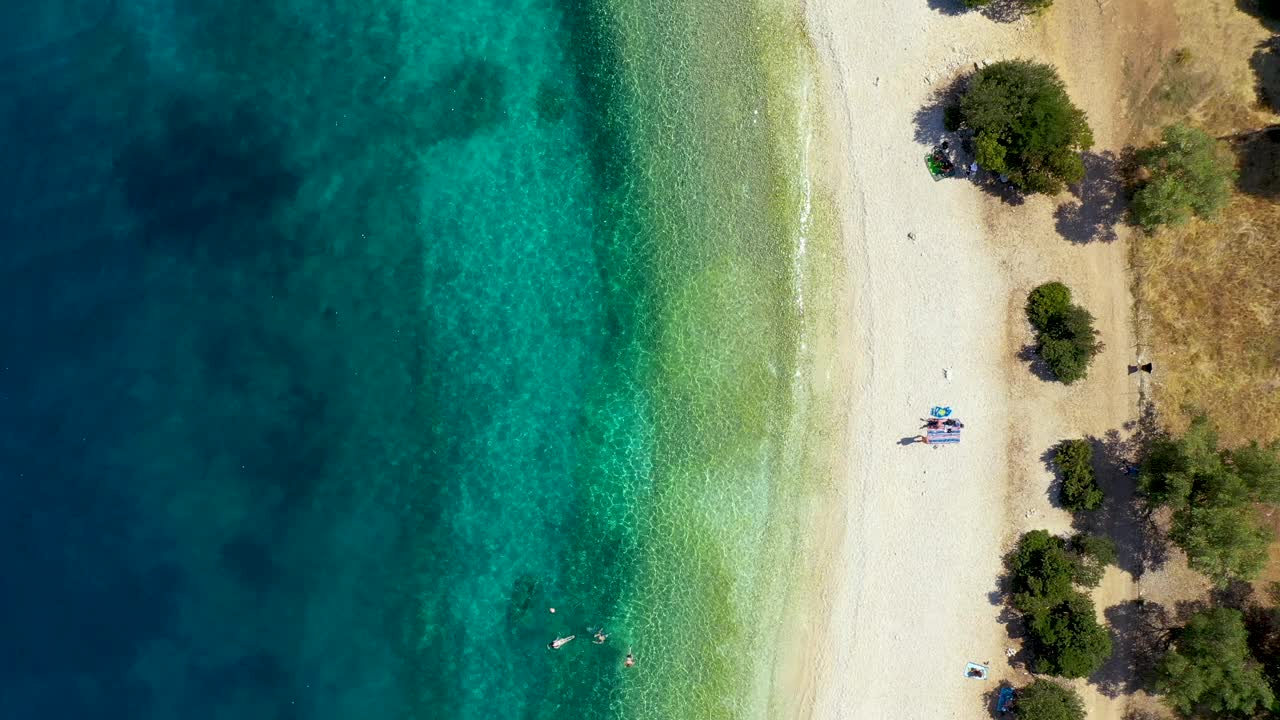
[0,0,838,718]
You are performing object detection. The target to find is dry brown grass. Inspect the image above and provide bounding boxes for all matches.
[1134,194,1280,443]
[1129,1,1280,445]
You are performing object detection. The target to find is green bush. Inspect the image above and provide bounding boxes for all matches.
[1009,530,1078,612]
[1131,124,1237,230]
[957,60,1092,194]
[1054,439,1103,511]
[1007,531,1115,677]
[1025,283,1102,384]
[1014,679,1085,720]
[1155,608,1275,716]
[1026,592,1114,677]
[1069,533,1117,588]
[1008,530,1115,610]
[1170,505,1270,586]
[1140,415,1280,586]
[1026,281,1072,331]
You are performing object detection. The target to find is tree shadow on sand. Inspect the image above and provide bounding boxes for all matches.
[913,75,966,147]
[1237,0,1280,31]
[925,0,1033,23]
[1016,344,1058,383]
[1229,124,1280,201]
[1093,599,1174,697]
[1252,36,1280,112]
[1053,150,1127,244]
[1069,421,1171,579]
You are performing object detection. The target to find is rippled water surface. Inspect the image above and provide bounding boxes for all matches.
[0,0,838,717]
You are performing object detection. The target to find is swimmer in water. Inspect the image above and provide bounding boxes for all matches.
[624,649,636,668]
[548,635,575,650]
[593,628,608,644]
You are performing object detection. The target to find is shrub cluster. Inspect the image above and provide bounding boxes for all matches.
[1014,679,1085,720]
[1155,608,1275,716]
[1140,415,1280,586]
[1025,282,1103,384]
[1130,124,1237,231]
[956,60,1092,194]
[1008,530,1115,678]
[1054,439,1103,511]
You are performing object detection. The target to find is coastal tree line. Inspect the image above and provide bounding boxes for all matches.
[935,19,1280,718]
[1001,420,1280,720]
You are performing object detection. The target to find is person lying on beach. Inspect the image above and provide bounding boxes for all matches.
[548,635,575,650]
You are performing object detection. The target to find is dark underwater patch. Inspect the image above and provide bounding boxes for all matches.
[114,97,302,272]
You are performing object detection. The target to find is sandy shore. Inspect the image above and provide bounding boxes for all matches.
[803,4,1022,715]
[796,0,1152,717]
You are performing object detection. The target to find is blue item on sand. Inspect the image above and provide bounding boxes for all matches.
[930,406,952,418]
[997,686,1016,713]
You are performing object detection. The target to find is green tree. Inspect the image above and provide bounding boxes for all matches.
[1155,608,1275,716]
[1026,592,1114,677]
[1025,283,1102,384]
[1055,439,1103,511]
[958,60,1092,194]
[1009,530,1078,612]
[1009,530,1116,603]
[1131,124,1237,230]
[1007,531,1116,677]
[1170,505,1270,584]
[1069,533,1117,588]
[1015,679,1085,720]
[1229,440,1280,503]
[1140,415,1280,586]
[1026,281,1072,332]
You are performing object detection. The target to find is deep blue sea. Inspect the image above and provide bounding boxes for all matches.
[0,0,833,718]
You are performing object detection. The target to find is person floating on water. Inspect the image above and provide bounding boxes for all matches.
[548,635,575,650]
[624,649,636,668]
[592,628,608,644]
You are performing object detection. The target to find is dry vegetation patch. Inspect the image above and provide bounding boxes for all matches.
[1128,1,1280,444]
[1135,193,1280,443]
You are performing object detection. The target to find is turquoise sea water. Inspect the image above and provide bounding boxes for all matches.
[0,0,839,718]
